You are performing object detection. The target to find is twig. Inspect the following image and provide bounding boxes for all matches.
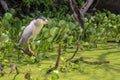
[92,0,100,9]
[47,42,61,73]
[0,64,5,76]
[9,64,19,80]
[66,40,80,62]
[9,64,19,75]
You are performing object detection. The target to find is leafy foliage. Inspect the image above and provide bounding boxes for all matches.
[0,11,120,62]
[0,0,120,80]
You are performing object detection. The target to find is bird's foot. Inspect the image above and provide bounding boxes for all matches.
[19,47,37,57]
[25,48,37,57]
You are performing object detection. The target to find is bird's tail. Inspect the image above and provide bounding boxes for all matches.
[18,37,25,47]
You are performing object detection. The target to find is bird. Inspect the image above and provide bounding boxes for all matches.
[18,16,48,56]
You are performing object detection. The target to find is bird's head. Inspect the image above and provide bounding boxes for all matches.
[35,16,48,26]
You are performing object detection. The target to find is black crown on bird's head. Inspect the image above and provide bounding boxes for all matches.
[35,16,47,20]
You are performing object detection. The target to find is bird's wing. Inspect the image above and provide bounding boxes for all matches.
[19,22,35,46]
[21,22,35,39]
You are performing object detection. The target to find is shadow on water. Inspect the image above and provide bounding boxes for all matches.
[85,46,117,52]
[95,50,120,74]
[84,43,119,52]
[99,64,120,74]
[97,51,120,60]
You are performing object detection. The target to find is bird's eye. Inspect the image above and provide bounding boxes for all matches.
[42,19,46,21]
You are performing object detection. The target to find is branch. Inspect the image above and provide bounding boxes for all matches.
[70,0,84,29]
[9,64,19,75]
[70,0,94,29]
[80,0,94,17]
[0,0,9,12]
[9,64,19,80]
[47,42,61,73]
[66,40,80,62]
[18,47,37,57]
[0,64,5,76]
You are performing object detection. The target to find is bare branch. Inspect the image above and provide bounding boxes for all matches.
[0,0,9,12]
[47,42,61,73]
[80,0,94,17]
[68,0,94,61]
[9,64,19,75]
[70,0,84,29]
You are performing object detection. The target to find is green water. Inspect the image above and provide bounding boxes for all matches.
[0,43,120,80]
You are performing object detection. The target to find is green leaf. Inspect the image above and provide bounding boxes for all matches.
[4,12,13,20]
[50,27,59,36]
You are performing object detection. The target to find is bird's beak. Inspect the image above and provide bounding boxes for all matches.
[45,19,48,23]
[45,18,51,25]
[44,19,48,25]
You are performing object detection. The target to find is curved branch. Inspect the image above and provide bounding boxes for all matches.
[70,0,84,29]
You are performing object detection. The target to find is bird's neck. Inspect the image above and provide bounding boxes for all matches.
[34,20,43,27]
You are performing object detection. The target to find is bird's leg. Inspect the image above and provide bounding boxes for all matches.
[28,40,31,51]
[31,40,35,51]
[30,39,35,53]
[25,40,36,57]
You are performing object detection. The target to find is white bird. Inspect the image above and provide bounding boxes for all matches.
[19,16,48,52]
